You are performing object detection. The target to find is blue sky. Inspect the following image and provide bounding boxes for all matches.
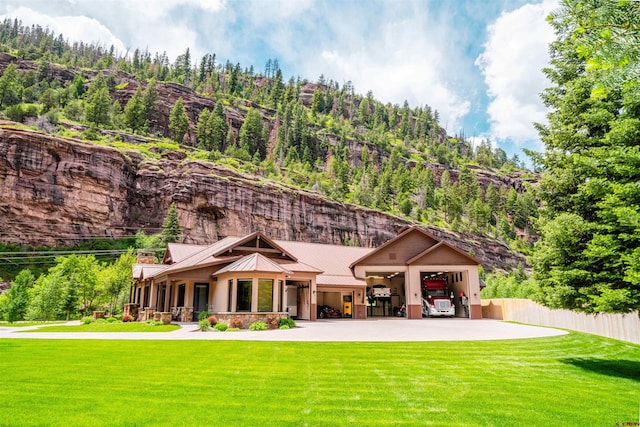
[1,0,559,163]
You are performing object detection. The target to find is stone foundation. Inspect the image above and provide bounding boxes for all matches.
[180,306,193,323]
[93,311,106,320]
[138,308,155,322]
[160,312,172,325]
[212,312,289,329]
[123,303,139,320]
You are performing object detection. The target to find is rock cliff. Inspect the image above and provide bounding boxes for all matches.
[0,124,525,270]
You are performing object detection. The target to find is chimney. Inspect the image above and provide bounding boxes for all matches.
[137,250,156,264]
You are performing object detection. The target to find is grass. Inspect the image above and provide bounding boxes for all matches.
[0,332,638,426]
[18,322,180,333]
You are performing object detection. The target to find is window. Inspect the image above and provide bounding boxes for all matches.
[143,286,150,308]
[177,284,185,307]
[236,279,252,312]
[228,280,233,312]
[258,279,273,312]
[157,284,166,311]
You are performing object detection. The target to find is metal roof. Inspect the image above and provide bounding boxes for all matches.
[274,240,372,287]
[213,253,293,276]
[164,243,207,263]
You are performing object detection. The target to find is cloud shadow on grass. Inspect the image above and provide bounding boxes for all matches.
[560,358,640,382]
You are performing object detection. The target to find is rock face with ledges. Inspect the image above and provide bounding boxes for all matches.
[0,124,525,270]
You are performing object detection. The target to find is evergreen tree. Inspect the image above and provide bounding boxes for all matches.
[196,107,212,149]
[169,97,189,143]
[124,85,145,133]
[85,73,111,127]
[162,202,181,244]
[209,102,228,151]
[532,0,640,313]
[141,78,158,127]
[239,108,266,159]
[311,88,325,117]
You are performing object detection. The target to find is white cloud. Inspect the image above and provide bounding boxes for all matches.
[476,0,558,145]
[1,6,127,54]
[298,5,472,133]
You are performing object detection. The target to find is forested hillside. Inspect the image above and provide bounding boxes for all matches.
[0,18,538,264]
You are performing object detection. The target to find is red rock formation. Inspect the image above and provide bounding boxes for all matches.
[0,124,525,270]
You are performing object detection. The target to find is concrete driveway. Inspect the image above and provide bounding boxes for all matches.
[0,318,568,341]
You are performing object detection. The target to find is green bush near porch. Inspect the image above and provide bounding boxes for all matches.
[0,332,638,426]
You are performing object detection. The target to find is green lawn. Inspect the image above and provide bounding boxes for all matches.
[0,333,638,426]
[18,322,180,333]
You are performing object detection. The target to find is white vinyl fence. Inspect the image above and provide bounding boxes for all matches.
[482,298,640,345]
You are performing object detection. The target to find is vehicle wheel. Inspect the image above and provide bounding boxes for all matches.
[319,311,325,319]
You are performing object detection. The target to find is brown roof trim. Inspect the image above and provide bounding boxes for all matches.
[212,231,298,262]
[405,240,481,265]
[349,225,437,268]
[154,256,244,280]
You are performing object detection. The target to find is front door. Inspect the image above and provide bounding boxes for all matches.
[193,283,209,321]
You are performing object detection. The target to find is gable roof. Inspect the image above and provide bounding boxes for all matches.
[151,236,243,278]
[133,264,169,281]
[213,253,293,276]
[163,243,208,264]
[212,231,298,261]
[349,226,478,268]
[406,241,480,265]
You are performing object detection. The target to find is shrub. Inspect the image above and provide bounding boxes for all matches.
[207,315,218,327]
[106,317,118,323]
[279,325,290,330]
[95,318,108,324]
[214,322,228,332]
[226,327,240,332]
[81,316,93,325]
[82,127,100,141]
[198,311,211,322]
[198,318,211,331]
[5,103,39,122]
[230,317,243,329]
[249,321,267,331]
[146,319,162,326]
[122,314,133,323]
[278,317,296,329]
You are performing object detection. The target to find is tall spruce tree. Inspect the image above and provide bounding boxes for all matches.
[162,202,181,244]
[169,97,189,143]
[532,0,640,313]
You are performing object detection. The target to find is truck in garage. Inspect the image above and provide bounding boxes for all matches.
[421,278,455,317]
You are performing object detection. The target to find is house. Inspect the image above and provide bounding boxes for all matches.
[129,226,483,323]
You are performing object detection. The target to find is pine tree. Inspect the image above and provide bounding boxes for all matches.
[124,85,145,133]
[532,0,640,313]
[196,108,211,149]
[169,97,189,143]
[141,78,158,127]
[85,72,111,127]
[161,202,181,244]
[209,102,228,151]
[239,108,265,159]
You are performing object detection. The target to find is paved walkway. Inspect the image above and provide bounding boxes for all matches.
[0,318,567,341]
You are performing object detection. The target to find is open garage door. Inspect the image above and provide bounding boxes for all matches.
[317,290,353,319]
[420,271,469,318]
[364,272,407,318]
